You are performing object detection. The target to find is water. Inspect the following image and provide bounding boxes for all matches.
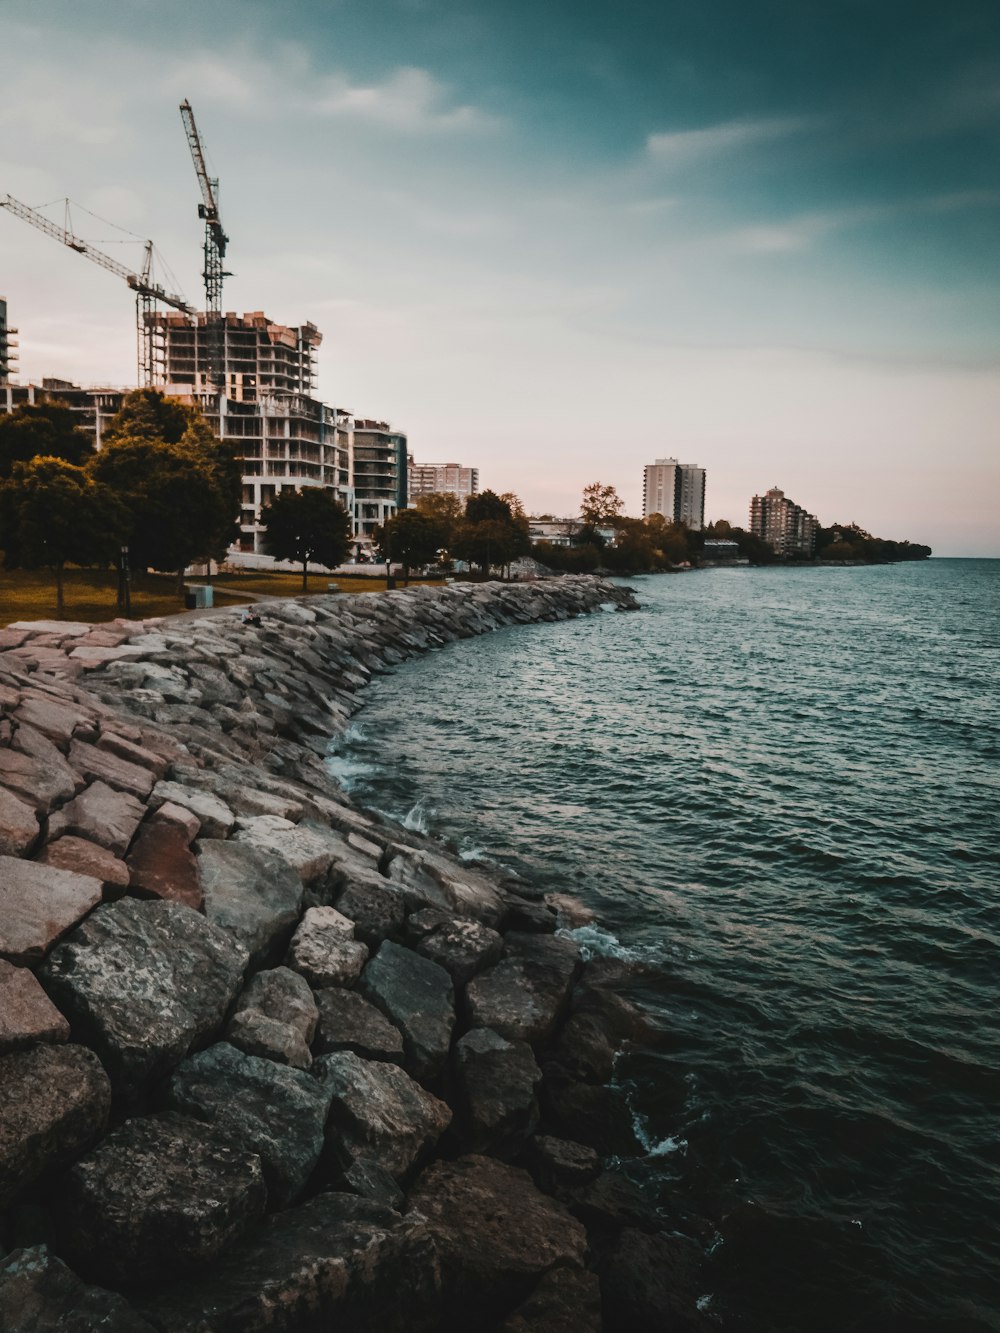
[330,561,1000,1332]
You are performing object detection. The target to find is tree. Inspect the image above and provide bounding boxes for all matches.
[376,509,444,579]
[414,492,463,550]
[452,518,524,577]
[101,388,192,447]
[580,482,624,525]
[0,457,125,614]
[0,403,94,479]
[466,490,516,525]
[261,487,352,590]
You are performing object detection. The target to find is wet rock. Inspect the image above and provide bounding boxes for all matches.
[286,906,369,988]
[0,745,78,815]
[340,1158,405,1209]
[498,1264,603,1333]
[465,932,580,1045]
[133,1192,441,1333]
[314,1051,451,1179]
[408,1154,587,1316]
[37,836,131,894]
[0,786,39,857]
[196,840,303,965]
[59,1112,267,1285]
[523,1135,601,1197]
[453,1028,542,1157]
[165,1043,331,1208]
[333,879,406,949]
[0,857,103,965]
[313,987,404,1063]
[126,820,202,910]
[150,780,235,839]
[415,915,504,986]
[599,1227,708,1332]
[540,1076,643,1157]
[0,959,70,1051]
[385,845,505,925]
[0,1044,111,1208]
[549,1009,618,1083]
[0,1245,155,1333]
[571,1171,663,1236]
[226,966,318,1069]
[39,898,248,1100]
[358,941,455,1081]
[48,780,145,857]
[502,894,558,934]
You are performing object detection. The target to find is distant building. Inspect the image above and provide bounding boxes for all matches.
[702,538,741,562]
[749,486,817,557]
[352,420,408,542]
[408,460,478,502]
[642,457,705,530]
[0,299,17,385]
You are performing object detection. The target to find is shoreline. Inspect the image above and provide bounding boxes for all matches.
[0,576,717,1331]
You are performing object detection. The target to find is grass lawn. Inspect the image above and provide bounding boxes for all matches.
[0,567,446,627]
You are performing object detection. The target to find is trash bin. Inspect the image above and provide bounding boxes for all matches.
[184,591,196,610]
[184,585,214,610]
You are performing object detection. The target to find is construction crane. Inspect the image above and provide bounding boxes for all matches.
[179,99,230,387]
[0,193,193,387]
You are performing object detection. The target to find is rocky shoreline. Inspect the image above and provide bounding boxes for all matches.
[0,575,712,1331]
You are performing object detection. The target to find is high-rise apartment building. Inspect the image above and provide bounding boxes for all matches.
[352,420,408,542]
[749,486,817,557]
[408,460,479,502]
[642,458,705,530]
[0,299,17,385]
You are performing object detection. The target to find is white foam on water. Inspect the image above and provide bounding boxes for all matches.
[566,923,641,962]
[402,800,432,834]
[324,754,375,791]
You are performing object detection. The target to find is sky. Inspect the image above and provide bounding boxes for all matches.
[1,0,998,555]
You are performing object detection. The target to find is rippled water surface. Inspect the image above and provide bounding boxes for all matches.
[332,561,1000,1332]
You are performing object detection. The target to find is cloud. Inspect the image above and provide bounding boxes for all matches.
[315,66,500,134]
[646,115,816,162]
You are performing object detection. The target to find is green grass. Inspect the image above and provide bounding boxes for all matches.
[212,571,446,597]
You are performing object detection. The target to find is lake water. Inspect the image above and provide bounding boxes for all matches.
[330,560,1000,1332]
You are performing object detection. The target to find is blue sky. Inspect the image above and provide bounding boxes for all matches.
[2,0,998,553]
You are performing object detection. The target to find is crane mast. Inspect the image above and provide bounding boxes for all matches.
[179,99,230,389]
[0,193,192,386]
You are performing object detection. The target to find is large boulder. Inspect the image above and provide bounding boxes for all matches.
[165,1043,331,1208]
[48,780,145,857]
[357,941,454,1081]
[196,840,303,965]
[286,907,368,988]
[414,914,504,986]
[0,858,103,966]
[59,1112,267,1285]
[0,786,39,857]
[126,820,202,910]
[314,1051,451,1180]
[333,880,406,949]
[0,745,78,815]
[0,1044,111,1208]
[407,1155,588,1317]
[133,1193,441,1333]
[0,959,70,1052]
[0,1246,154,1332]
[313,987,404,1063]
[225,966,318,1069]
[599,1227,709,1332]
[453,1028,542,1157]
[38,899,248,1100]
[465,932,580,1044]
[37,836,130,895]
[498,1264,602,1333]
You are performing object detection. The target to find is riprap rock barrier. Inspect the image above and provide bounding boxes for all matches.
[0,576,712,1331]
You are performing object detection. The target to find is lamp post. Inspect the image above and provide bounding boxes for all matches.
[117,545,131,616]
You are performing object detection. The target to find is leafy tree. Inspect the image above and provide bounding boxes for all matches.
[0,403,94,479]
[0,457,125,614]
[466,489,516,525]
[580,481,624,525]
[414,492,463,549]
[376,508,445,579]
[452,518,524,577]
[261,486,352,590]
[532,540,601,574]
[102,388,192,447]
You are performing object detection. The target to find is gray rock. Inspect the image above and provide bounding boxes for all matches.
[133,1192,441,1333]
[196,840,303,965]
[408,1154,587,1316]
[233,816,346,884]
[39,898,248,1100]
[453,1028,542,1157]
[334,879,406,949]
[150,780,235,839]
[358,941,455,1081]
[0,959,70,1052]
[60,1112,266,1285]
[524,1135,602,1197]
[48,780,145,857]
[0,1245,155,1332]
[340,1158,405,1209]
[286,906,368,988]
[0,1044,111,1208]
[314,1051,451,1179]
[226,966,318,1069]
[313,987,405,1063]
[415,916,504,985]
[165,1043,331,1208]
[0,857,103,966]
[385,845,505,924]
[465,932,580,1044]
